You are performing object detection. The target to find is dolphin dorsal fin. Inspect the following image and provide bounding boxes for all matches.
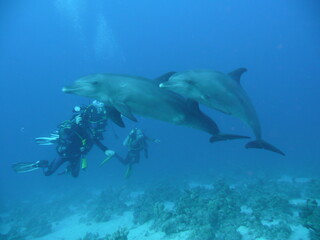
[228,68,247,83]
[154,72,176,85]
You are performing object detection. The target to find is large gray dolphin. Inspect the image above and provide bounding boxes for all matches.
[159,68,285,156]
[62,73,249,142]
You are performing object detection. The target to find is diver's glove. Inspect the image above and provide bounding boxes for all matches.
[35,133,59,146]
[99,150,116,166]
[75,115,82,125]
[105,150,115,157]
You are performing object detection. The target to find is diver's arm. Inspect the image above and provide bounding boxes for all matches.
[145,135,160,143]
[94,138,108,152]
[93,138,115,159]
[123,135,131,146]
[94,138,116,166]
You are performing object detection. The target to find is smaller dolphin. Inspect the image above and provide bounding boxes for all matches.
[62,73,249,142]
[159,69,285,156]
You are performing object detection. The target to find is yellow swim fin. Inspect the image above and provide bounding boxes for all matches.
[81,158,88,170]
[125,164,132,179]
[99,155,113,167]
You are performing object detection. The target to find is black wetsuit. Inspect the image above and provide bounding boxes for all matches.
[84,104,108,140]
[44,107,108,178]
[121,134,148,165]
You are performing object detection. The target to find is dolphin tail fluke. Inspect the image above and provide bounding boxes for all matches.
[245,140,285,156]
[210,134,250,142]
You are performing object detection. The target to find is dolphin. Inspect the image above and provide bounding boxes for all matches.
[159,68,285,156]
[62,73,249,142]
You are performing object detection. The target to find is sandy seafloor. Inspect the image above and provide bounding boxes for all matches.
[1,174,319,240]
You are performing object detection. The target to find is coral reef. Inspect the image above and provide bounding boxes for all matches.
[132,193,156,224]
[78,228,129,240]
[106,228,129,240]
[79,232,100,240]
[1,198,70,239]
[304,179,320,199]
[86,188,128,222]
[24,216,52,238]
[151,179,244,239]
[131,178,298,240]
[0,227,28,240]
[300,199,320,240]
[3,175,319,240]
[132,182,181,225]
[187,225,216,240]
[240,178,293,222]
[0,191,87,239]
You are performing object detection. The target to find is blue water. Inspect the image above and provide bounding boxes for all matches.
[0,0,319,214]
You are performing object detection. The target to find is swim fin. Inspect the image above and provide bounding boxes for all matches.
[35,133,59,146]
[12,160,48,173]
[245,140,285,156]
[125,164,132,179]
[99,155,113,167]
[81,158,88,170]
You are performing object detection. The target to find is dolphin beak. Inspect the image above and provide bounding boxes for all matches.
[159,82,176,89]
[62,86,72,93]
[62,85,80,93]
[159,83,167,88]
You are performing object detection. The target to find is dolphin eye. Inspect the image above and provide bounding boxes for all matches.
[186,79,194,85]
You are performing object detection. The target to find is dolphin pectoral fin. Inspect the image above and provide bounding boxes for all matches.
[114,103,138,122]
[154,72,176,85]
[185,99,222,135]
[210,134,250,142]
[186,99,200,111]
[245,140,285,156]
[105,106,125,128]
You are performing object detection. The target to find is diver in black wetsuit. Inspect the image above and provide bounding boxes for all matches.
[12,101,115,178]
[117,128,160,178]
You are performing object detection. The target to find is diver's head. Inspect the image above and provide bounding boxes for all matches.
[130,128,138,134]
[136,128,143,137]
[130,128,143,138]
[92,100,104,109]
[92,100,105,113]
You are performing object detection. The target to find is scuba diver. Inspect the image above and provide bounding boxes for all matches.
[12,101,115,178]
[116,128,160,178]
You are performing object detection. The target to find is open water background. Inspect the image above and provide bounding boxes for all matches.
[0,0,319,205]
